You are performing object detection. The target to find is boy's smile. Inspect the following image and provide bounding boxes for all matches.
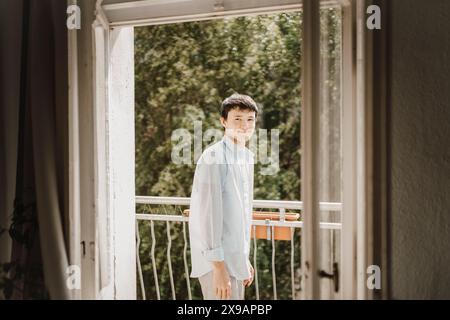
[220,108,256,145]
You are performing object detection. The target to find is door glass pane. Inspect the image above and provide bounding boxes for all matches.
[318,0,343,299]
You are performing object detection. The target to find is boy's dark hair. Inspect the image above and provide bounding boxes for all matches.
[220,93,258,119]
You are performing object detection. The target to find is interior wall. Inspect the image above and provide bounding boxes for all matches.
[389,0,450,299]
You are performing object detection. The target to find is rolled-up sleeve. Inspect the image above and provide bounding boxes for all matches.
[191,153,224,262]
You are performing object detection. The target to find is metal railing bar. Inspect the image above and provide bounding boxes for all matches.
[136,196,342,211]
[290,227,295,300]
[136,220,146,300]
[253,224,260,300]
[136,214,342,230]
[163,206,176,300]
[271,225,277,300]
[182,220,192,300]
[149,219,161,300]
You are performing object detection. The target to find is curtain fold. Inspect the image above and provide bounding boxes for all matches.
[28,0,70,300]
[0,0,22,295]
[1,0,71,299]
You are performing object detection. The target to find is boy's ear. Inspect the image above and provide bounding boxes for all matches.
[220,116,226,128]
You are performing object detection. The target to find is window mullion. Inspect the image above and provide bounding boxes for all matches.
[301,0,321,300]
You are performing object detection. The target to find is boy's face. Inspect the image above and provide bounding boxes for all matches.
[220,107,256,143]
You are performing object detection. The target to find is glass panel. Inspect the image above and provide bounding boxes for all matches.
[318,1,343,299]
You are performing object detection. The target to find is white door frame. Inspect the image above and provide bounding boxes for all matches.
[93,0,137,300]
[69,0,374,300]
[340,0,358,299]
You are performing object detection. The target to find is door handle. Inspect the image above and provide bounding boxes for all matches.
[318,262,339,293]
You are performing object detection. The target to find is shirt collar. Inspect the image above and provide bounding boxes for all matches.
[222,135,255,162]
[222,135,246,152]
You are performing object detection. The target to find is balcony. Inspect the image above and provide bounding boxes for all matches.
[135,196,342,300]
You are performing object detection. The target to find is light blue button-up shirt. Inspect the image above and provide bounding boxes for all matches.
[189,135,254,280]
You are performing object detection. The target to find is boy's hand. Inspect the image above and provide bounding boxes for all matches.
[243,263,254,287]
[212,261,232,299]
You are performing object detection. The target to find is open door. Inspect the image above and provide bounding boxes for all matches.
[301,0,359,300]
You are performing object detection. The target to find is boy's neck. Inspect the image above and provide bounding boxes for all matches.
[226,134,246,147]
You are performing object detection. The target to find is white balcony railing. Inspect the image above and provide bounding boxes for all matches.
[135,196,342,300]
